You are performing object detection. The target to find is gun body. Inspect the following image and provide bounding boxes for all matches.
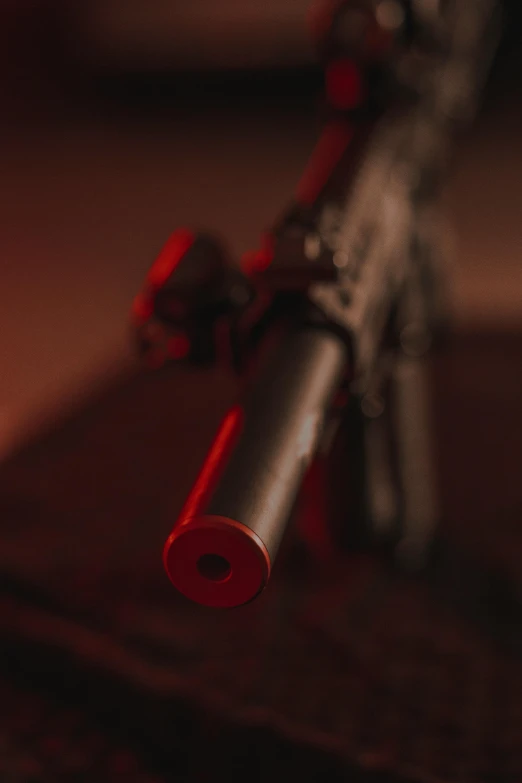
[132,0,501,606]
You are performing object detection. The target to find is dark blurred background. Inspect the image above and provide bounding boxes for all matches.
[0,3,521,782]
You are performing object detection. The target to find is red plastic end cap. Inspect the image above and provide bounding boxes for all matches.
[163,516,271,608]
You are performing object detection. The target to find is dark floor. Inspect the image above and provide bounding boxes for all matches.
[0,328,521,783]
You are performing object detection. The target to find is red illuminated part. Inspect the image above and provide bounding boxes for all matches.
[326,58,365,110]
[295,121,353,205]
[131,293,154,325]
[168,334,191,360]
[164,516,271,609]
[255,248,274,272]
[242,249,271,275]
[163,405,271,607]
[177,404,244,523]
[138,321,168,368]
[241,233,274,275]
[147,228,195,290]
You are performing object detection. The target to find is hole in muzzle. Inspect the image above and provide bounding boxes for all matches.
[197,553,232,582]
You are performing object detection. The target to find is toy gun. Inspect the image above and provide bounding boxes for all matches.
[131,0,500,607]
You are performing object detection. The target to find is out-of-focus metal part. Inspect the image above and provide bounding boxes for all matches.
[307,110,415,388]
[389,208,443,570]
[364,407,400,540]
[391,353,438,570]
[409,203,455,344]
[433,0,503,123]
[360,350,401,544]
[317,342,403,553]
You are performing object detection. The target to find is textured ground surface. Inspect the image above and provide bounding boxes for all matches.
[0,330,521,782]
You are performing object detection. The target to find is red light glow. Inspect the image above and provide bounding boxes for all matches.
[131,293,154,324]
[167,334,191,360]
[326,58,365,110]
[147,228,195,290]
[295,121,354,205]
[175,405,245,525]
[241,233,274,274]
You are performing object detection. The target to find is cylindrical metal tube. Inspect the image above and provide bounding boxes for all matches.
[163,325,348,607]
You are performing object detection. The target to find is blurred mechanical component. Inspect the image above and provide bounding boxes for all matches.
[132,230,253,368]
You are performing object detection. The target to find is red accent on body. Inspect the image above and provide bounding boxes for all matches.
[176,404,244,524]
[241,233,274,275]
[163,405,271,608]
[167,334,191,360]
[326,58,365,110]
[131,293,154,324]
[147,228,195,290]
[295,121,353,206]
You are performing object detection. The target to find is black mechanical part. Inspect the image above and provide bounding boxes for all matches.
[136,231,254,367]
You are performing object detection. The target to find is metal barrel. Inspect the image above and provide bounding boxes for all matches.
[163,325,348,607]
